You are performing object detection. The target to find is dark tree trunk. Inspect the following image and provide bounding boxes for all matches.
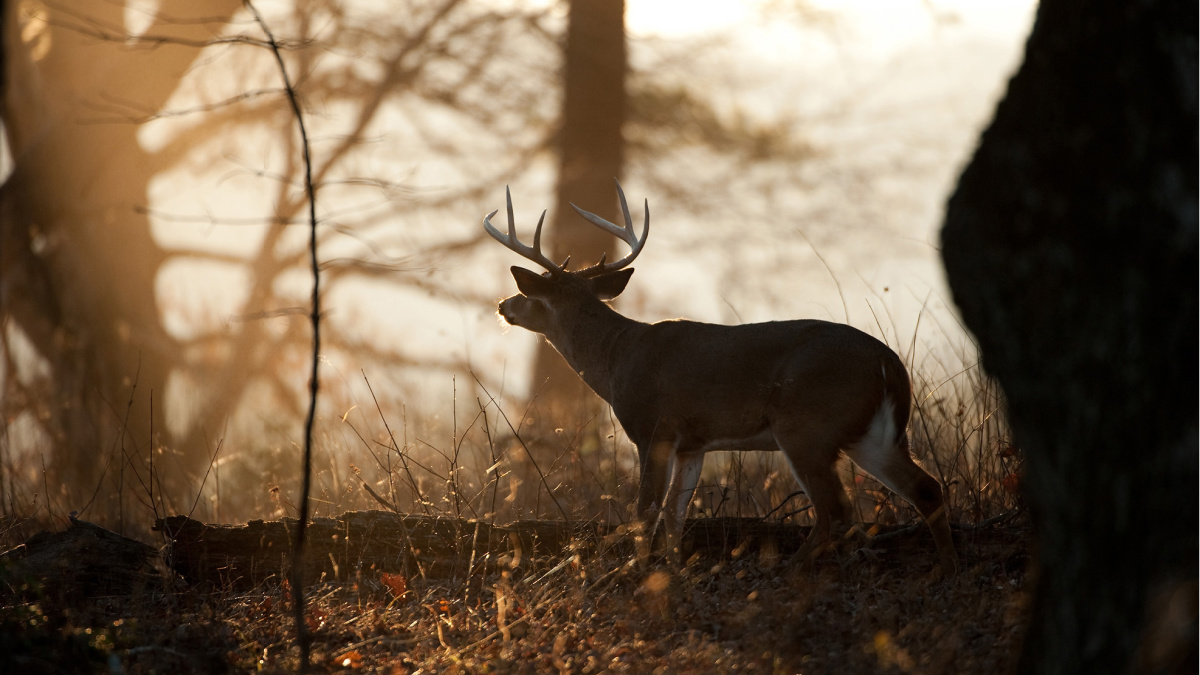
[941,1,1197,673]
[529,0,627,425]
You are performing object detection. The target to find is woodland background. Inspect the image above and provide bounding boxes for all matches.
[1,2,1195,673]
[0,0,1030,529]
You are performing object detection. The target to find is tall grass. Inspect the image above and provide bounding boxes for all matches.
[203,348,1017,532]
[0,345,1018,554]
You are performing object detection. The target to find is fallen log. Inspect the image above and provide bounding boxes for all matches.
[153,511,592,588]
[153,510,1025,588]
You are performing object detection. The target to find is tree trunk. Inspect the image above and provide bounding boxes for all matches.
[941,1,1197,673]
[0,2,240,518]
[529,0,628,427]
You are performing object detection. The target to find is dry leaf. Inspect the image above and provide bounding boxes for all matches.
[381,572,408,599]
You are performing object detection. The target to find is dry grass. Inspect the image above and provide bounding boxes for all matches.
[0,354,1029,673]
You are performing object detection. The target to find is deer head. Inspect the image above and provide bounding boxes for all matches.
[484,180,647,341]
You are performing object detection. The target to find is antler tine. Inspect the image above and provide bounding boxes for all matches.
[532,208,546,255]
[483,186,563,273]
[615,179,634,234]
[570,179,650,276]
[505,185,518,240]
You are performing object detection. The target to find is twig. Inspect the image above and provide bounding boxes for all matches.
[81,354,142,523]
[245,2,320,670]
[187,437,225,519]
[471,373,568,519]
[362,371,430,515]
[355,473,398,513]
[759,490,808,521]
[954,507,1022,531]
[867,521,924,544]
[349,475,429,581]
[332,636,420,660]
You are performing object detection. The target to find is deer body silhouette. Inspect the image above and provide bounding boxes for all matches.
[486,182,957,574]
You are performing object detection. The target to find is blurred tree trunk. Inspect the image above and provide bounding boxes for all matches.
[0,2,239,518]
[941,1,1197,673]
[529,0,627,426]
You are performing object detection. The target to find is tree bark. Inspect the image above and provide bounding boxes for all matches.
[529,0,628,426]
[941,1,1197,673]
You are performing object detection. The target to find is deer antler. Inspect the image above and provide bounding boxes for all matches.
[571,179,650,277]
[483,186,569,273]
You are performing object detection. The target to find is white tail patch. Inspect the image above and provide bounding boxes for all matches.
[849,395,898,476]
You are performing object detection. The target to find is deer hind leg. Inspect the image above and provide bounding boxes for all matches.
[845,432,959,575]
[774,428,852,567]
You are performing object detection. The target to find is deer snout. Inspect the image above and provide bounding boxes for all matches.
[497,294,547,333]
[497,298,517,325]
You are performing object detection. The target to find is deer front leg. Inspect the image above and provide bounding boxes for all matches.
[634,437,675,560]
[660,451,704,566]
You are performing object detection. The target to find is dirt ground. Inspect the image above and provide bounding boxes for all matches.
[1,518,1031,674]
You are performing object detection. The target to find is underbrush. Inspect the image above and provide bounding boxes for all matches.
[200,352,1019,536]
[0,352,1027,673]
[0,339,1020,544]
[2,523,1031,674]
[287,351,1021,535]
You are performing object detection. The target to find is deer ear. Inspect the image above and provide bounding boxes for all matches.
[591,268,634,300]
[510,266,553,296]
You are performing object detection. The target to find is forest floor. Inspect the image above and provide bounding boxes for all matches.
[1,516,1032,674]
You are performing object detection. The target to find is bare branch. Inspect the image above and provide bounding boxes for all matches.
[244,1,320,668]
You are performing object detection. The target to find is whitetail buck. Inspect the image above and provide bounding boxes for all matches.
[485,182,958,574]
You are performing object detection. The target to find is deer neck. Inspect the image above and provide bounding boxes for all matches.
[543,302,640,402]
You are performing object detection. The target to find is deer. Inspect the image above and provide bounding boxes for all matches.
[484,181,958,575]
